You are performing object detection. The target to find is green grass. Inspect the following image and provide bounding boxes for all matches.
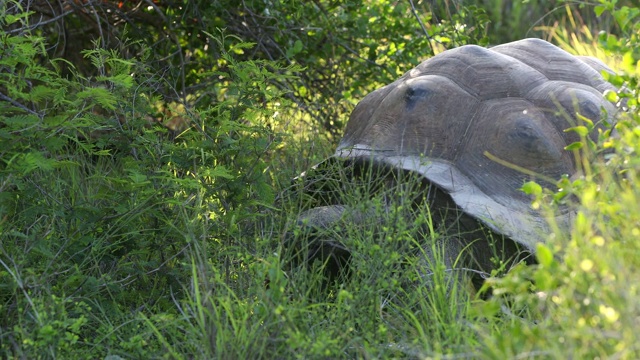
[2,1,640,358]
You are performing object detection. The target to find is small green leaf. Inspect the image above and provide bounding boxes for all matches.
[564,125,589,137]
[76,87,117,110]
[22,152,56,174]
[521,181,542,196]
[469,297,500,318]
[127,170,149,184]
[604,89,620,102]
[536,243,554,267]
[2,115,39,129]
[286,40,304,58]
[96,73,134,89]
[576,114,594,129]
[202,166,234,179]
[29,85,57,103]
[564,142,583,151]
[606,34,618,49]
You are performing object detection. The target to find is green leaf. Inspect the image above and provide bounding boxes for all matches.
[622,51,636,73]
[76,87,117,110]
[564,142,583,151]
[606,33,619,49]
[576,114,594,129]
[127,170,149,185]
[21,152,56,174]
[286,40,304,58]
[564,125,589,137]
[202,166,234,179]
[2,115,39,129]
[29,85,58,103]
[96,73,134,89]
[521,181,542,196]
[469,298,500,318]
[4,11,35,25]
[536,243,554,267]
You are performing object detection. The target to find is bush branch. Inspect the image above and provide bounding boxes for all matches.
[0,92,42,119]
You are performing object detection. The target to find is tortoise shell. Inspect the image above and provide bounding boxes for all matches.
[335,38,618,250]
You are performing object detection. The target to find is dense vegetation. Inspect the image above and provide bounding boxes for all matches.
[1,0,639,358]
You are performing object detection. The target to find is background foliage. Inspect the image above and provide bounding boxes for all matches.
[1,0,639,358]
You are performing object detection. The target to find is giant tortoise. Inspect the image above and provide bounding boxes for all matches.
[288,38,619,288]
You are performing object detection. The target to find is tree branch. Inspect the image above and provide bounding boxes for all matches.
[0,92,42,119]
[7,9,74,35]
[408,0,435,55]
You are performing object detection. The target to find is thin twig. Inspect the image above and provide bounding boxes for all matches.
[0,92,42,119]
[143,0,187,105]
[87,1,106,77]
[408,0,435,55]
[7,9,74,34]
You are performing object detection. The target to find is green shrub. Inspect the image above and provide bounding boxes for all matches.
[0,3,297,357]
[3,0,640,358]
[473,2,640,358]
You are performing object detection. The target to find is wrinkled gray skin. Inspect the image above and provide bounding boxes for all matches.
[289,39,618,290]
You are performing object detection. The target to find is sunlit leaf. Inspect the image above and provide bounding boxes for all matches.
[565,141,584,150]
[536,243,554,267]
[521,181,542,196]
[564,125,589,137]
